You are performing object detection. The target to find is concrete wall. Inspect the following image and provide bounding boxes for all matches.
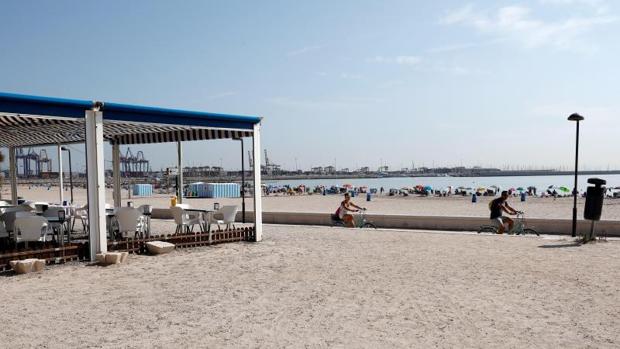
[152,208,620,237]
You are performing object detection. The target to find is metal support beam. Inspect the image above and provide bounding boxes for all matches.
[9,147,18,204]
[112,142,121,207]
[177,141,183,204]
[252,124,262,241]
[57,144,64,204]
[85,110,107,260]
[240,138,246,223]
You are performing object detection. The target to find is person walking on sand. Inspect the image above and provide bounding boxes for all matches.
[335,193,365,228]
[489,191,518,234]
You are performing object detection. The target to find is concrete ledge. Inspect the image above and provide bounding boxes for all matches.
[151,208,620,236]
[247,211,620,237]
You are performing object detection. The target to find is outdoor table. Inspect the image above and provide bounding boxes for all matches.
[184,208,213,242]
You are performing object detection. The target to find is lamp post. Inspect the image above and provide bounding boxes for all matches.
[61,146,74,204]
[234,137,246,223]
[568,113,584,237]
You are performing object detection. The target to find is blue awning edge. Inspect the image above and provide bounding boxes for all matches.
[0,92,261,130]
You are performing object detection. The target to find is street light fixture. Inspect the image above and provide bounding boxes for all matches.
[568,113,584,237]
[60,146,74,204]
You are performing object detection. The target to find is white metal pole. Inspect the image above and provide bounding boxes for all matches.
[112,142,121,207]
[252,124,263,242]
[85,110,107,260]
[9,147,18,204]
[177,141,183,204]
[57,144,64,204]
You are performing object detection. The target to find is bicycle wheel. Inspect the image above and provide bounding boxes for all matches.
[522,228,539,236]
[478,226,497,234]
[362,222,377,229]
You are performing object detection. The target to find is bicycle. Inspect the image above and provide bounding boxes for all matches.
[331,209,377,229]
[477,211,539,236]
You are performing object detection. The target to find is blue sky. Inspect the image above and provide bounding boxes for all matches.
[1,0,619,172]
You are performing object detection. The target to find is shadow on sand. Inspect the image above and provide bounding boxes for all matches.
[538,241,582,249]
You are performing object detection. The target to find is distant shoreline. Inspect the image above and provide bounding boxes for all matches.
[5,170,620,186]
[261,170,620,181]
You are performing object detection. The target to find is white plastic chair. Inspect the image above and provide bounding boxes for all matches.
[15,216,51,248]
[44,206,69,243]
[210,205,238,230]
[137,205,152,236]
[72,204,89,234]
[114,207,146,239]
[171,206,203,234]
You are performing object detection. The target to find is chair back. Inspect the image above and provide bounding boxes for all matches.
[73,204,88,217]
[15,216,48,242]
[2,211,35,233]
[138,204,152,215]
[43,206,66,220]
[33,202,49,214]
[220,205,239,223]
[115,207,143,233]
[171,206,186,225]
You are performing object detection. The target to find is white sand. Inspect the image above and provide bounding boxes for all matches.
[1,225,619,348]
[5,185,620,220]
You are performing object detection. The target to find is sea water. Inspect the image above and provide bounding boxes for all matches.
[265,174,620,191]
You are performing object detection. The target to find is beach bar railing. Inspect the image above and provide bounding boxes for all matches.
[0,226,256,272]
[0,92,264,262]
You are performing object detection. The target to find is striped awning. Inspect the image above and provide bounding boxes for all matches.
[0,113,252,147]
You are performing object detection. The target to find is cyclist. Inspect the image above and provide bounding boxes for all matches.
[489,190,519,234]
[335,193,365,228]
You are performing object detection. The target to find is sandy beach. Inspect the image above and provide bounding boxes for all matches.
[1,225,619,348]
[5,185,620,221]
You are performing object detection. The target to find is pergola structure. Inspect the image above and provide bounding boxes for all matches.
[0,92,263,260]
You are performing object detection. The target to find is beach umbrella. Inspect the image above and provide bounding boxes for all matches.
[559,186,570,192]
[424,185,433,191]
[516,187,524,191]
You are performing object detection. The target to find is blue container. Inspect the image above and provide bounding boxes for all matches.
[521,192,526,202]
[471,193,477,203]
[189,182,240,198]
[132,184,153,197]
[366,193,371,202]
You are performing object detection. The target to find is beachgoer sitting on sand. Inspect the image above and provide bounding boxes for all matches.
[489,191,518,234]
[335,193,365,228]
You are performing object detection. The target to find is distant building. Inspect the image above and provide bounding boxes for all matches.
[359,167,370,173]
[311,166,324,174]
[340,168,350,173]
[325,166,335,174]
[378,166,389,173]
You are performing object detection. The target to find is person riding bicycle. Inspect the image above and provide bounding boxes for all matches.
[489,190,519,234]
[335,193,365,228]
